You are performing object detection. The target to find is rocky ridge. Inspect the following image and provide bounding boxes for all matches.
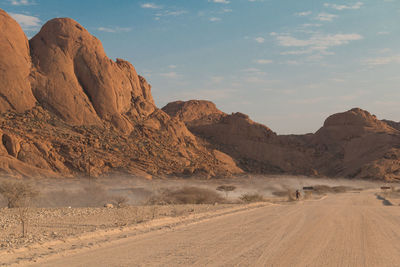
[163,102,400,181]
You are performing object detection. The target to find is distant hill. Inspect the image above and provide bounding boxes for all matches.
[164,102,400,181]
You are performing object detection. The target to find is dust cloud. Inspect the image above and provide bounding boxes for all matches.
[0,175,394,208]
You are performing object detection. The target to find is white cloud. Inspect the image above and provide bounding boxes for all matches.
[315,13,338,21]
[254,37,265,43]
[160,72,179,78]
[209,0,230,3]
[290,97,329,105]
[324,2,363,10]
[275,33,363,56]
[155,9,187,19]
[254,59,273,64]
[296,11,312,16]
[209,17,221,22]
[285,60,300,65]
[9,0,35,5]
[9,13,40,31]
[242,68,261,73]
[222,8,232,13]
[302,23,322,27]
[211,76,224,83]
[377,31,390,35]
[364,55,400,66]
[141,3,162,9]
[97,27,132,33]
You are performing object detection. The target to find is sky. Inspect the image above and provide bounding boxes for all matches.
[1,0,399,134]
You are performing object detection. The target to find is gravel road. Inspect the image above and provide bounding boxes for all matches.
[26,190,400,267]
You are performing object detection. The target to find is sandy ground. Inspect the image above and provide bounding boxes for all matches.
[2,189,399,267]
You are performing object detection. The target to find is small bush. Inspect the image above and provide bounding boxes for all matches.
[0,181,39,208]
[240,193,264,203]
[216,185,236,198]
[112,195,129,208]
[149,186,224,205]
[313,185,351,194]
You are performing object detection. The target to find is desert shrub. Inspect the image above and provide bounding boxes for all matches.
[287,190,296,201]
[216,185,236,198]
[272,191,288,197]
[81,184,110,207]
[149,186,224,205]
[313,185,351,194]
[240,193,264,203]
[112,195,129,208]
[272,190,296,201]
[0,181,39,208]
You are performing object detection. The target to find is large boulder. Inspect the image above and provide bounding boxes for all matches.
[0,9,36,113]
[30,18,155,132]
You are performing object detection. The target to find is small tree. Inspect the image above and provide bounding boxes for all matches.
[0,181,39,237]
[216,185,236,198]
[0,181,39,208]
[112,195,129,208]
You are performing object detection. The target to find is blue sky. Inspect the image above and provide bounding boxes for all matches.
[1,0,399,134]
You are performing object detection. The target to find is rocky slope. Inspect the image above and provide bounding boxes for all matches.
[164,101,400,181]
[0,9,242,178]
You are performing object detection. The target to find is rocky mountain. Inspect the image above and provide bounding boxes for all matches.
[0,9,242,178]
[0,9,398,181]
[164,102,400,181]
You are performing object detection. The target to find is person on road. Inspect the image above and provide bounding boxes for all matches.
[296,190,301,200]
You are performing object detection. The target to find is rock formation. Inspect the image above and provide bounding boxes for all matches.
[0,9,36,113]
[0,9,398,181]
[164,102,400,181]
[0,9,242,178]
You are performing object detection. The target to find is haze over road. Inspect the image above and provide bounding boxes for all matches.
[31,191,400,267]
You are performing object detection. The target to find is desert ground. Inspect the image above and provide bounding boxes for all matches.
[1,176,399,266]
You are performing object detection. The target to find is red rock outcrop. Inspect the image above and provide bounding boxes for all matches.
[0,8,398,181]
[0,9,36,113]
[29,18,155,132]
[163,100,315,175]
[164,101,400,181]
[0,9,242,178]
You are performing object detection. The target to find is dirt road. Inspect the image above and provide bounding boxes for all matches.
[28,191,400,267]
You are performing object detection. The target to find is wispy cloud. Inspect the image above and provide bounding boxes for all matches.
[221,8,232,13]
[377,31,390,35]
[155,9,187,20]
[275,32,363,56]
[315,13,338,21]
[296,11,312,16]
[254,59,273,64]
[209,0,230,3]
[160,72,180,78]
[209,17,221,22]
[289,96,329,105]
[254,37,265,43]
[97,27,132,33]
[364,55,400,66]
[9,13,40,31]
[141,3,162,9]
[324,2,363,10]
[9,0,35,5]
